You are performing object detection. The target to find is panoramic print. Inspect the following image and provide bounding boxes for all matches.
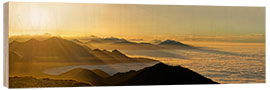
[7,2,265,88]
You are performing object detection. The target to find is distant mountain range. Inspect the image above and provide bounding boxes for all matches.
[86,37,128,44]
[85,36,189,46]
[82,36,239,56]
[9,37,155,64]
[83,36,194,50]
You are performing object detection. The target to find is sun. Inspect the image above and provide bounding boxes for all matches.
[9,3,52,35]
[28,7,49,30]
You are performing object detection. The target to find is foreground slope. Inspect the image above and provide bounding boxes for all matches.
[9,76,90,88]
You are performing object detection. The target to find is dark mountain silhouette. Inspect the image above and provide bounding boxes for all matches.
[159,40,190,47]
[106,63,218,85]
[49,63,218,86]
[10,63,218,87]
[157,40,197,49]
[86,37,128,44]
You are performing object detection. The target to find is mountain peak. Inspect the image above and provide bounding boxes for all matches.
[26,38,40,43]
[111,49,128,58]
[9,40,19,45]
[159,40,189,46]
[46,37,61,40]
[161,40,183,44]
[102,49,110,53]
[42,37,68,43]
[93,49,102,52]
[112,49,125,55]
[112,49,121,53]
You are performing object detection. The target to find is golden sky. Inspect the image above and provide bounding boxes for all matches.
[8,2,265,42]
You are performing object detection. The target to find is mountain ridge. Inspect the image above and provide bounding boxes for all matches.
[9,37,155,64]
[48,62,218,86]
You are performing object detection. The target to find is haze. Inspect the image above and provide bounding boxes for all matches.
[9,2,265,42]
